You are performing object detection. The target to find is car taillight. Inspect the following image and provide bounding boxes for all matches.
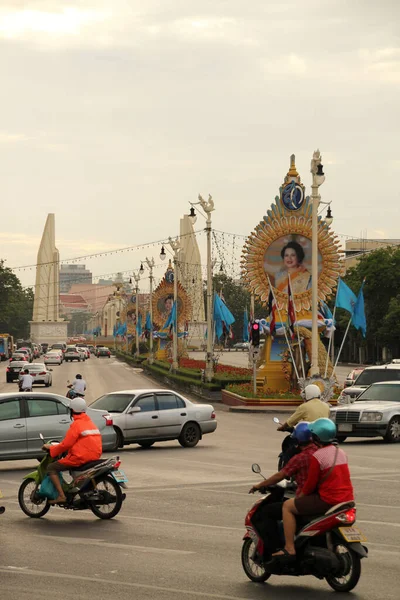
[6,367,10,372]
[211,411,216,419]
[335,508,356,524]
[39,372,46,375]
[103,415,113,426]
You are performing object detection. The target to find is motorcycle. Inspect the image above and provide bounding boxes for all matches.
[242,463,368,593]
[66,381,85,400]
[18,435,127,520]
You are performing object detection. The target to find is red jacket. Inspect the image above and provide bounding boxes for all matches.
[302,444,354,505]
[49,413,102,467]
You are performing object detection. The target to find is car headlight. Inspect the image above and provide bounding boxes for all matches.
[330,411,336,421]
[360,412,383,422]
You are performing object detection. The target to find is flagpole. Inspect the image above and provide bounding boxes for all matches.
[324,281,340,378]
[288,273,306,379]
[266,275,300,381]
[332,316,352,376]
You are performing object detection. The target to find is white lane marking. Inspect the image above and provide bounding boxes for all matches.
[358,519,400,528]
[33,534,193,555]
[0,566,260,600]
[352,478,400,483]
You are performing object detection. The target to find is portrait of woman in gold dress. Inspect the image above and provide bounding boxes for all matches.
[274,241,311,294]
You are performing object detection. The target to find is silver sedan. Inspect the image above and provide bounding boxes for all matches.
[0,392,116,461]
[90,388,217,449]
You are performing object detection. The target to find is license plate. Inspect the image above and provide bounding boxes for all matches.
[112,469,128,483]
[339,526,367,543]
[338,423,353,432]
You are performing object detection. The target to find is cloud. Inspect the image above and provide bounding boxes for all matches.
[0,132,30,143]
[359,47,400,83]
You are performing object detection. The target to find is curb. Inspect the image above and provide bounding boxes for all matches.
[228,406,295,415]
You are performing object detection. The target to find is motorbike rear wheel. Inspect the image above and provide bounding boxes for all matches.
[325,544,361,592]
[89,475,123,519]
[18,479,50,518]
[241,538,271,582]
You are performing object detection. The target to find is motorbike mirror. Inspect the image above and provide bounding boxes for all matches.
[39,433,44,441]
[273,417,281,424]
[252,463,261,474]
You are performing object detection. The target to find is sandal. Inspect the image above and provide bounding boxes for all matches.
[269,548,296,562]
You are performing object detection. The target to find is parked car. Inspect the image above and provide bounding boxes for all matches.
[331,381,400,443]
[90,388,217,450]
[64,346,82,362]
[0,392,116,460]
[338,365,400,403]
[44,350,63,365]
[230,342,250,352]
[97,347,111,358]
[6,360,28,383]
[18,363,53,387]
[344,367,365,388]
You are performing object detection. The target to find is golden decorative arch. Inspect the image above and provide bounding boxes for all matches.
[241,156,341,316]
[152,278,192,329]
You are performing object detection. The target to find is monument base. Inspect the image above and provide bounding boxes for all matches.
[187,321,207,350]
[30,321,69,345]
[256,336,292,392]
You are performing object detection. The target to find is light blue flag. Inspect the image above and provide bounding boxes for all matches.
[213,294,235,340]
[336,278,357,314]
[163,301,177,332]
[136,314,142,336]
[145,312,152,331]
[243,308,249,342]
[353,281,367,337]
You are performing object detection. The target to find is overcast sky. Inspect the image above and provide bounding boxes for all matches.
[1,1,399,290]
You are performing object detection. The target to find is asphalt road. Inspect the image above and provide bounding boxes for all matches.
[191,351,351,387]
[0,355,399,600]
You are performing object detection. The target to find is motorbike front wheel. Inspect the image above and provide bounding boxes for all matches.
[325,544,361,592]
[241,538,271,583]
[18,479,50,518]
[89,475,123,519]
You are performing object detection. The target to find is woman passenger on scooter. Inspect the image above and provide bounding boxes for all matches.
[271,418,354,562]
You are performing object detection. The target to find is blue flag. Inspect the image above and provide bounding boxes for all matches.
[113,324,117,337]
[145,312,152,331]
[243,308,249,342]
[163,301,177,332]
[336,278,357,314]
[353,281,367,337]
[136,314,142,336]
[213,293,235,340]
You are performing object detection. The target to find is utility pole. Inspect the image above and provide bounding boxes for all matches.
[145,257,155,364]
[168,238,181,371]
[133,272,140,358]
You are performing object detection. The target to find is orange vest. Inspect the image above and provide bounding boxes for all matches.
[49,413,102,467]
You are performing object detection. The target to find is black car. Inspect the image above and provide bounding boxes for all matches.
[6,360,28,382]
[97,347,111,357]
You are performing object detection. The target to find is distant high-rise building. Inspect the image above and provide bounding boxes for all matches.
[60,264,92,293]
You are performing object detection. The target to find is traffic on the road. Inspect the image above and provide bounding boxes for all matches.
[1,348,399,599]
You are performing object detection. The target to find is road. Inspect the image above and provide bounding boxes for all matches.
[191,351,351,386]
[0,355,399,600]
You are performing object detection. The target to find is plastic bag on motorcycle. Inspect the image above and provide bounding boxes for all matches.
[37,474,63,500]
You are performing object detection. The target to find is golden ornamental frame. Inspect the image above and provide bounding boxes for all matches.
[152,278,192,329]
[241,156,341,314]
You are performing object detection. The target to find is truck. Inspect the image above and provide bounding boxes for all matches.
[0,334,14,361]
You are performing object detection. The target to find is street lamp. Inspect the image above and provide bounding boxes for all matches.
[310,150,325,376]
[168,237,181,371]
[160,246,166,261]
[325,205,333,226]
[189,194,215,382]
[133,272,140,358]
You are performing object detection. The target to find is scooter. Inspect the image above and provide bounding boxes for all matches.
[66,380,85,400]
[242,463,368,593]
[18,435,127,520]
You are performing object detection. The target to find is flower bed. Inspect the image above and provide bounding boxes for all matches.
[178,357,250,376]
[226,383,302,400]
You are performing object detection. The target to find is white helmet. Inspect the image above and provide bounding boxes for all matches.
[70,397,87,413]
[303,384,321,401]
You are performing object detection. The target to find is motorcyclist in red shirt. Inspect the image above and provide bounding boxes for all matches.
[271,418,354,561]
[42,397,102,504]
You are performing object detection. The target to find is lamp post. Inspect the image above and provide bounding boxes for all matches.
[189,194,215,382]
[168,237,181,371]
[133,272,140,358]
[145,257,155,364]
[310,150,326,376]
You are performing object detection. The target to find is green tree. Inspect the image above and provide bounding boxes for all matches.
[0,260,34,339]
[66,311,93,337]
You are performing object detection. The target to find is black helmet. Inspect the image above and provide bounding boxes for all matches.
[24,368,29,373]
[76,374,82,379]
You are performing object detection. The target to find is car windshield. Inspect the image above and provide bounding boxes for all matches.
[29,364,46,371]
[354,369,400,386]
[91,393,135,413]
[357,384,400,402]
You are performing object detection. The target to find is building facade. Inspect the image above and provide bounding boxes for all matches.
[60,264,92,293]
